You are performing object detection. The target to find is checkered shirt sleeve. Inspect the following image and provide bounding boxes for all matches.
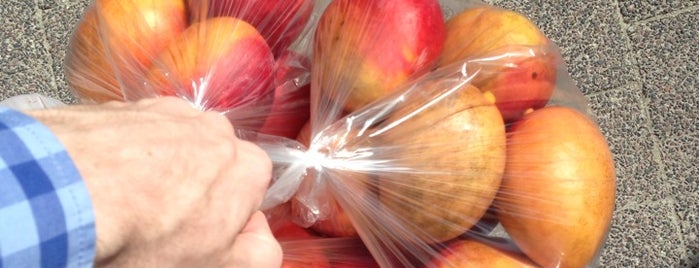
[0,107,96,267]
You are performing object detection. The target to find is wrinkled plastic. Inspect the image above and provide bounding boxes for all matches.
[65,0,315,137]
[252,1,614,267]
[65,0,615,267]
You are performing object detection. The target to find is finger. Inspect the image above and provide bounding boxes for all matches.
[229,138,274,211]
[214,136,273,208]
[228,211,283,268]
[195,110,237,139]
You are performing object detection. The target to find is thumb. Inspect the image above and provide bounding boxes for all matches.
[229,211,283,268]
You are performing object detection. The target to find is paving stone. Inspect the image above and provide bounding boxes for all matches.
[1,0,56,101]
[628,13,698,267]
[602,199,686,267]
[38,0,91,104]
[618,0,699,22]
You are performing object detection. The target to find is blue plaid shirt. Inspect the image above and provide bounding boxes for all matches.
[0,107,95,267]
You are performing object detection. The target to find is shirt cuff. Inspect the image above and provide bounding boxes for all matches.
[0,106,96,267]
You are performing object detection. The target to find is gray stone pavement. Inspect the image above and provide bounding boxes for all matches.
[1,0,697,267]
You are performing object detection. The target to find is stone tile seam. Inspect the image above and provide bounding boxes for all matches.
[584,80,641,98]
[31,0,59,93]
[614,196,690,260]
[611,0,672,196]
[632,58,686,261]
[626,5,699,27]
[611,0,688,255]
[665,197,689,262]
[611,0,643,80]
[585,0,645,96]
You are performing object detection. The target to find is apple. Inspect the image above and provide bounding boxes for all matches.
[325,238,380,268]
[439,6,557,122]
[296,120,312,147]
[272,216,318,241]
[495,106,615,268]
[267,202,374,268]
[259,51,312,139]
[145,17,275,130]
[279,241,331,268]
[307,193,359,238]
[265,202,302,236]
[374,83,506,244]
[290,81,505,266]
[428,238,538,267]
[265,202,331,268]
[294,82,506,260]
[288,168,365,238]
[65,0,187,103]
[312,0,446,113]
[65,8,121,103]
[187,0,314,57]
[474,53,557,122]
[276,224,332,268]
[293,115,364,238]
[295,109,350,148]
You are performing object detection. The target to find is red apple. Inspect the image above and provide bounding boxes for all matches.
[259,51,312,139]
[296,120,312,147]
[312,0,446,113]
[288,169,363,238]
[277,229,332,268]
[292,114,361,238]
[439,6,557,122]
[475,53,558,122]
[188,0,314,57]
[273,219,316,241]
[325,238,380,268]
[271,212,318,240]
[428,238,538,267]
[307,195,359,238]
[266,202,301,236]
[265,202,331,268]
[145,17,275,130]
[65,0,187,103]
[295,109,350,148]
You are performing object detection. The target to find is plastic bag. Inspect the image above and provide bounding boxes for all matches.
[64,0,315,137]
[253,1,615,267]
[64,0,615,267]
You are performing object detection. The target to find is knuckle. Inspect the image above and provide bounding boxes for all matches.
[154,96,190,107]
[143,96,199,114]
[100,100,128,108]
[198,111,236,135]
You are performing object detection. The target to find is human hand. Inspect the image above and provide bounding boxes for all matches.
[27,97,282,267]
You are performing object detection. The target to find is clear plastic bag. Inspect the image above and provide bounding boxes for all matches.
[254,1,614,267]
[65,0,315,136]
[65,0,615,267]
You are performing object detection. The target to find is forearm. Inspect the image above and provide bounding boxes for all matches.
[2,98,281,267]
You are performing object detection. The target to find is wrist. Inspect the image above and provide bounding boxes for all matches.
[25,108,136,264]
